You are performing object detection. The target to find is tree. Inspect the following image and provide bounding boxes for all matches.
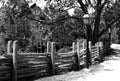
[26,0,85,46]
[38,1,85,46]
[0,0,32,51]
[30,0,117,44]
[103,0,120,43]
[0,0,117,45]
[76,0,117,44]
[50,11,85,46]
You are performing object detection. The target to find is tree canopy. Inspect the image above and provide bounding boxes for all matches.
[0,0,120,52]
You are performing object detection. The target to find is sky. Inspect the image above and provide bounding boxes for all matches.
[0,2,3,8]
[28,0,47,9]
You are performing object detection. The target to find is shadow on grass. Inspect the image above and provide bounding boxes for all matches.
[103,48,120,62]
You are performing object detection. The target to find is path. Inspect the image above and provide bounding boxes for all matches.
[35,44,120,81]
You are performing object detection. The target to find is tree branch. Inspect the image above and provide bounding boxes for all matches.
[88,0,96,9]
[99,16,119,38]
[96,0,102,8]
[77,0,88,13]
[99,26,108,38]
[100,0,108,10]
[64,6,81,11]
[93,0,97,5]
[28,16,83,25]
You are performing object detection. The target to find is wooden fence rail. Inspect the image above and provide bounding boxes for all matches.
[0,58,12,81]
[0,40,108,81]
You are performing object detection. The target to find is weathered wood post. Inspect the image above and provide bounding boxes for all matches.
[97,42,99,56]
[96,42,99,62]
[47,42,51,53]
[89,41,91,53]
[12,41,18,81]
[76,42,80,70]
[72,42,75,53]
[88,41,92,65]
[50,42,55,75]
[7,40,12,54]
[99,42,103,61]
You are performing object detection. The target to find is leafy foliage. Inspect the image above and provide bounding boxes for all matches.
[103,0,120,43]
[0,0,32,52]
[0,0,119,53]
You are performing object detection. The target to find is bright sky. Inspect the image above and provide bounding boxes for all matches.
[0,3,2,8]
[29,0,47,9]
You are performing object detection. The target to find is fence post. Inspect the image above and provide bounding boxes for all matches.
[72,42,75,53]
[7,40,12,54]
[50,42,55,75]
[89,41,92,53]
[76,42,80,70]
[83,42,85,49]
[99,42,103,48]
[47,42,51,53]
[12,41,18,81]
[97,42,99,57]
[99,42,104,61]
[88,41,92,65]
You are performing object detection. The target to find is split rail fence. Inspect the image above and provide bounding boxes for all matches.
[0,40,108,81]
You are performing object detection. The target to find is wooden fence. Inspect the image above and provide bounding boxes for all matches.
[0,40,107,81]
[0,57,12,81]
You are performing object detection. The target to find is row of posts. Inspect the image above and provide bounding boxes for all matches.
[49,41,103,74]
[7,40,103,81]
[7,41,53,54]
[8,41,101,55]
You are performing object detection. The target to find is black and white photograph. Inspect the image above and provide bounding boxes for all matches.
[0,0,119,81]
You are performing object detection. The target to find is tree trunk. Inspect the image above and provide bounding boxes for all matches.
[87,25,92,41]
[92,9,102,45]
